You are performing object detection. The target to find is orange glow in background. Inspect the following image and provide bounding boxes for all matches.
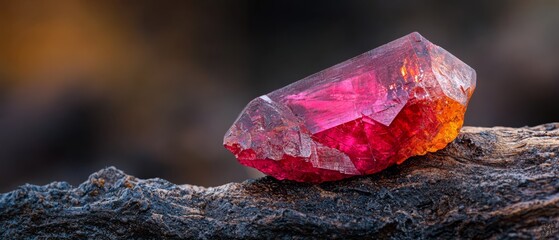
[0,0,558,190]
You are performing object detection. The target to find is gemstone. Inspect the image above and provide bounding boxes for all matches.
[224,32,476,183]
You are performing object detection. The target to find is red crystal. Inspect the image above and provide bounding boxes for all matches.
[224,32,476,182]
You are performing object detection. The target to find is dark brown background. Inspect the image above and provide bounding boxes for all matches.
[0,0,558,192]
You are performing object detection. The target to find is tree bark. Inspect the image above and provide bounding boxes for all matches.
[1,124,559,239]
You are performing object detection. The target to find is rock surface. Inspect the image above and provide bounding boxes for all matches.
[1,124,559,239]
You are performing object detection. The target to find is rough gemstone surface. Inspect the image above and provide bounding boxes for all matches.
[224,32,476,182]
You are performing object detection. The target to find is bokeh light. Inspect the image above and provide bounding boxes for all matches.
[1,0,558,191]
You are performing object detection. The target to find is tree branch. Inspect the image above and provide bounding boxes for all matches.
[1,124,559,239]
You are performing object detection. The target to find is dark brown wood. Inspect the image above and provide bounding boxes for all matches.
[1,124,559,239]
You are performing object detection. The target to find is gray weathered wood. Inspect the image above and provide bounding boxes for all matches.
[1,124,559,239]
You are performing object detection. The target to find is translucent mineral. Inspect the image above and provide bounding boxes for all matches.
[224,32,476,182]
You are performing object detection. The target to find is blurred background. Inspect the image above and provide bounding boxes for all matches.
[0,0,558,191]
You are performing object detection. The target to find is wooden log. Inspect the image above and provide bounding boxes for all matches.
[1,124,559,239]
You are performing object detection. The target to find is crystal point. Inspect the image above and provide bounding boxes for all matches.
[224,32,476,182]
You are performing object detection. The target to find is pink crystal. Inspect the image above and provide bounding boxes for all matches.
[224,32,476,182]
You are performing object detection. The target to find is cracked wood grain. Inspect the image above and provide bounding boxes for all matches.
[1,123,558,239]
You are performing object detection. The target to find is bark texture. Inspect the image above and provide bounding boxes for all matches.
[1,124,559,239]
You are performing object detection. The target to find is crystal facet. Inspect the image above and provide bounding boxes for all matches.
[224,32,476,182]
